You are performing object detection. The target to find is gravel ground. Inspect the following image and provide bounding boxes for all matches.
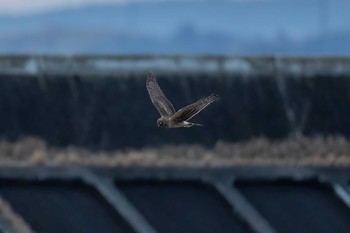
[0,136,349,167]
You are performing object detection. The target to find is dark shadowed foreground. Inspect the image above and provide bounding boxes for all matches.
[0,136,349,167]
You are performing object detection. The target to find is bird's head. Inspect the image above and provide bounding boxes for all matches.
[157,118,167,128]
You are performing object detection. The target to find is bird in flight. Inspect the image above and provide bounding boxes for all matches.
[146,72,219,128]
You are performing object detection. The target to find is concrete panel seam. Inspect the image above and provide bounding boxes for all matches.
[334,184,350,209]
[214,181,278,233]
[81,171,159,233]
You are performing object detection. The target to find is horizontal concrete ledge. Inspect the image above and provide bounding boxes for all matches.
[0,55,350,76]
[0,166,347,182]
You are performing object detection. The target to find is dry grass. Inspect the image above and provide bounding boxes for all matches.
[0,136,350,167]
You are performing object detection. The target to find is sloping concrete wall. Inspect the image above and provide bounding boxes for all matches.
[0,56,349,149]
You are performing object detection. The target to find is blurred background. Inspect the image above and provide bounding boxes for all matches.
[0,0,349,55]
[0,1,349,233]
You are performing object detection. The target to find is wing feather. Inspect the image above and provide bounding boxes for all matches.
[170,94,220,122]
[146,72,176,117]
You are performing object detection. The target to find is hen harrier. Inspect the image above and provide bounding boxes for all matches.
[146,72,219,128]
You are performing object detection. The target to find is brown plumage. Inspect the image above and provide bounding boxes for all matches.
[146,72,219,128]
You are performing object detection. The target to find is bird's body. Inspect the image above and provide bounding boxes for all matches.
[146,72,219,128]
[157,117,202,128]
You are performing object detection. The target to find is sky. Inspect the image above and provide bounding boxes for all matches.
[0,0,349,55]
[0,0,271,15]
[0,0,118,15]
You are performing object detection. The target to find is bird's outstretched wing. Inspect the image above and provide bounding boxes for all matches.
[146,72,176,117]
[170,94,220,122]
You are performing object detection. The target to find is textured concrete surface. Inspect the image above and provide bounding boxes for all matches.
[1,56,350,149]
